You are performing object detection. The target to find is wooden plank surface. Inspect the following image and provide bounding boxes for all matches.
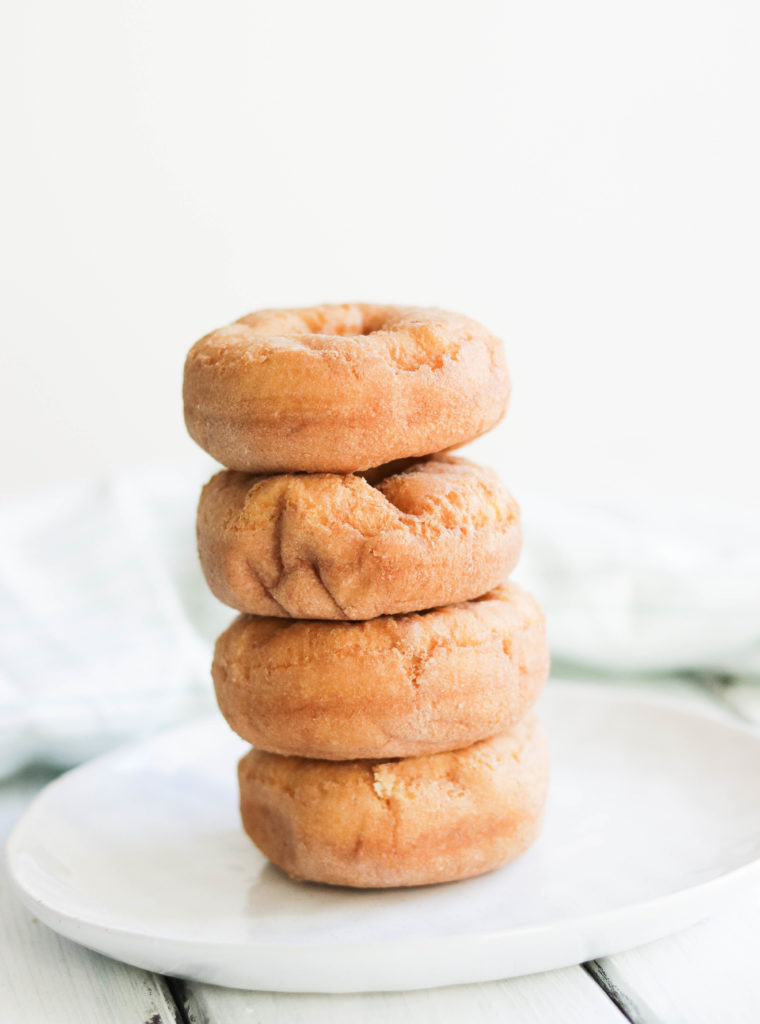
[173,968,626,1024]
[588,882,760,1024]
[0,767,181,1024]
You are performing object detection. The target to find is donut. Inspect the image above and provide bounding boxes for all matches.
[196,454,521,620]
[214,583,548,760]
[183,304,509,474]
[238,715,549,888]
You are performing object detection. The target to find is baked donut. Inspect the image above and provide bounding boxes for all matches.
[196,454,521,620]
[183,304,509,474]
[214,583,548,760]
[238,715,549,888]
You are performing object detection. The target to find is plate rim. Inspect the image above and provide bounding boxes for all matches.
[5,680,760,979]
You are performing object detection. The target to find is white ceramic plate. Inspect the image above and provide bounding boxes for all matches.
[6,682,760,992]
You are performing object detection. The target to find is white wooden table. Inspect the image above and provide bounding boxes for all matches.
[3,675,760,1024]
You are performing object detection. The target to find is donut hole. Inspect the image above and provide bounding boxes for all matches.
[299,306,389,339]
[355,309,390,336]
[355,315,387,336]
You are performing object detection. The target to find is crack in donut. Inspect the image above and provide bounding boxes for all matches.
[196,454,522,619]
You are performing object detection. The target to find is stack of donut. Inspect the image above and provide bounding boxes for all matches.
[183,304,550,888]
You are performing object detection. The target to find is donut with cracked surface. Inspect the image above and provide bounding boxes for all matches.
[213,582,548,760]
[196,454,521,620]
[183,303,510,474]
[238,715,549,888]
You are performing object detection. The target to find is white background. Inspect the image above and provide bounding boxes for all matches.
[2,1,759,509]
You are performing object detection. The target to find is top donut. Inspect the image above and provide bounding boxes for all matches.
[183,303,510,473]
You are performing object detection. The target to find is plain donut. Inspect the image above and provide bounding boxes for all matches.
[183,304,510,473]
[213,583,548,759]
[238,715,549,888]
[196,454,521,619]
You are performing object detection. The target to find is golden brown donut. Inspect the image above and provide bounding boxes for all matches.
[196,454,521,620]
[183,304,509,474]
[238,715,549,888]
[214,583,548,760]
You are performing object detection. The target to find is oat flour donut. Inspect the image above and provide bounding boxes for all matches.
[183,304,510,474]
[238,715,549,888]
[214,583,548,760]
[197,454,521,620]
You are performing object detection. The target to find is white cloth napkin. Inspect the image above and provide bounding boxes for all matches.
[0,460,228,778]
[1,462,758,778]
[517,495,760,676]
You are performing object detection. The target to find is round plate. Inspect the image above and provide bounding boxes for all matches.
[6,682,760,992]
